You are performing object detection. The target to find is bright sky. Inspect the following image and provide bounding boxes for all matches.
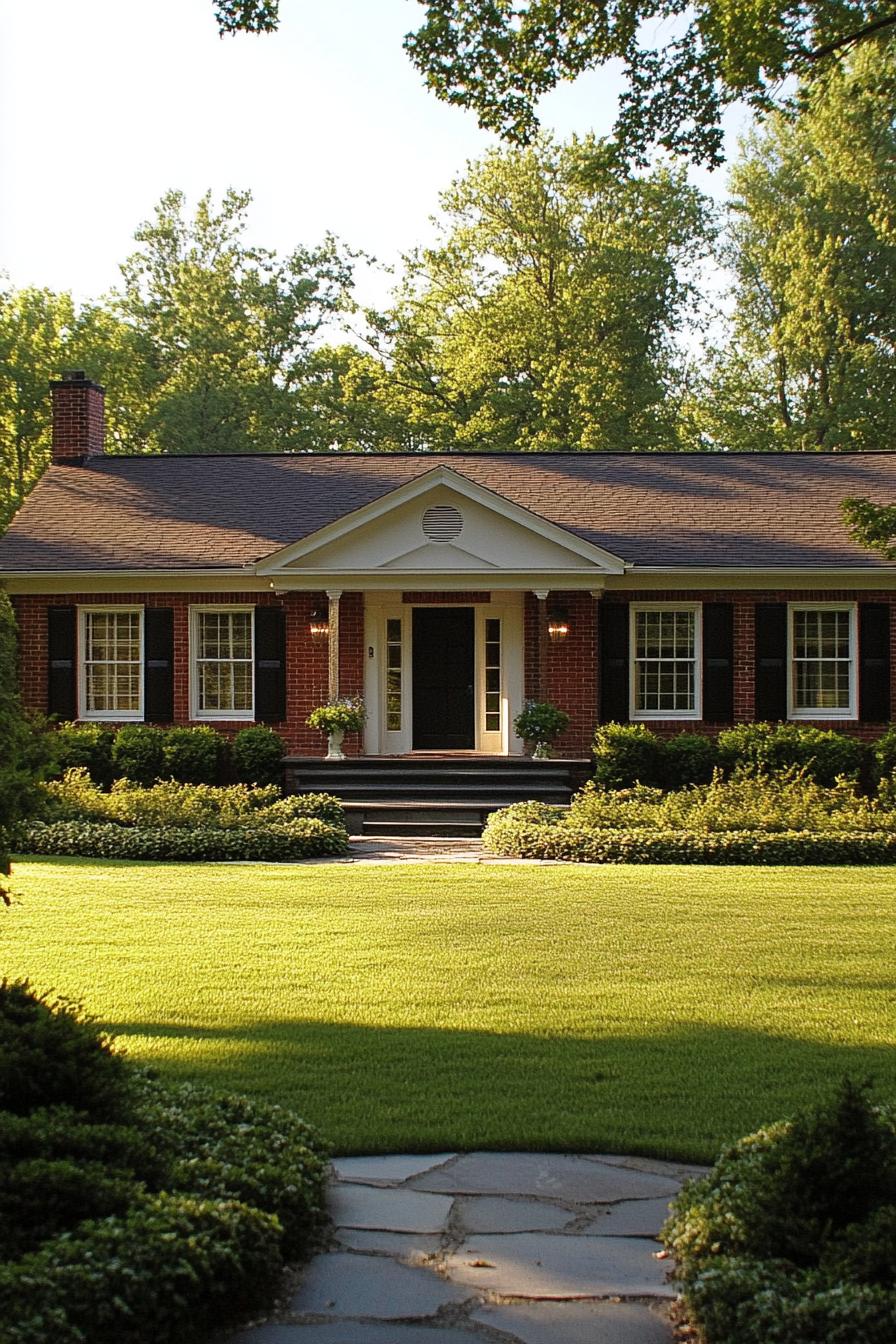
[1,0,742,310]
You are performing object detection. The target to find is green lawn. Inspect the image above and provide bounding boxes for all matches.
[4,858,894,1162]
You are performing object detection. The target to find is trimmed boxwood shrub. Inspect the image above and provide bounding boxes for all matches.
[161,726,228,785]
[873,725,896,783]
[135,1081,330,1259]
[49,723,115,787]
[664,731,719,787]
[112,725,166,786]
[716,722,868,786]
[662,1080,896,1343]
[233,726,285,786]
[19,817,349,861]
[593,723,665,788]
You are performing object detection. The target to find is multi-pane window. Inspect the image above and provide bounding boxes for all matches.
[386,617,403,732]
[790,606,855,717]
[81,609,143,718]
[194,609,254,717]
[632,606,699,718]
[484,618,501,733]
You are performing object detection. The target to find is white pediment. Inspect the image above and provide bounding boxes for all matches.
[256,467,625,577]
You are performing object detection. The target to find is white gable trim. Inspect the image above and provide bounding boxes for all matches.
[254,466,627,576]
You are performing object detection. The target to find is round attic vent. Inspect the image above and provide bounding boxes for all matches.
[422,504,463,543]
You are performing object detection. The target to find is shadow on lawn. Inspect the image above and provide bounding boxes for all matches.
[106,1017,896,1162]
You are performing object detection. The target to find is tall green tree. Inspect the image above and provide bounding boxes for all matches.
[693,42,896,451]
[113,189,354,455]
[347,136,711,453]
[0,286,75,524]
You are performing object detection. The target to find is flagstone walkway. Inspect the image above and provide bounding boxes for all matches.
[231,1150,707,1344]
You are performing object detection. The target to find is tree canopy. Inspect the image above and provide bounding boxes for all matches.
[354,136,711,452]
[689,40,896,451]
[212,0,896,165]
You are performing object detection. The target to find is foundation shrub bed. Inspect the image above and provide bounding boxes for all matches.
[21,772,348,858]
[482,770,896,864]
[0,981,329,1344]
[662,1081,896,1343]
[48,725,284,789]
[594,721,876,790]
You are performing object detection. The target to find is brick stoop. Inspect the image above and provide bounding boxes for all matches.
[284,756,591,838]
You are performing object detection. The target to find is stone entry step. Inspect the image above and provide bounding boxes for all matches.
[285,757,590,837]
[229,1150,708,1344]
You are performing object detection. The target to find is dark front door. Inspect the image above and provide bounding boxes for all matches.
[412,607,475,749]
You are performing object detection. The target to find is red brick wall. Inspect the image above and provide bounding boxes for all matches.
[11,586,896,760]
[596,589,896,743]
[524,591,597,757]
[12,590,367,757]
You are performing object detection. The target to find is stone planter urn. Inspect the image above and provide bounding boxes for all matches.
[531,741,551,760]
[326,728,346,761]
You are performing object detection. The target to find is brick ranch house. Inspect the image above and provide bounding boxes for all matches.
[1,372,894,762]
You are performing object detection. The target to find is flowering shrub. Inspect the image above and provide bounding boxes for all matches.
[307,697,366,734]
[513,701,570,747]
[662,1080,896,1343]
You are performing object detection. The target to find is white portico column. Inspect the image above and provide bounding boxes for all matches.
[327,590,341,700]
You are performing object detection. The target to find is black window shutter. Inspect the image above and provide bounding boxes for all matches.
[599,603,629,723]
[47,606,76,720]
[144,608,174,724]
[754,602,787,722]
[702,603,734,723]
[254,607,286,724]
[859,603,891,723]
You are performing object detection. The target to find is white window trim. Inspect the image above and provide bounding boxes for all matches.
[77,606,144,722]
[629,602,703,721]
[189,605,256,721]
[787,602,857,721]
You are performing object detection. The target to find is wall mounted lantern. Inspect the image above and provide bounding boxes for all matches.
[310,606,330,641]
[547,607,570,643]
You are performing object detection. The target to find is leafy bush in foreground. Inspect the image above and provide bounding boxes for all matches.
[0,1193,283,1344]
[0,982,330,1344]
[662,1080,896,1343]
[0,981,132,1120]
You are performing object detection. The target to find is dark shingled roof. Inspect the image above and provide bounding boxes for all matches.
[0,451,895,572]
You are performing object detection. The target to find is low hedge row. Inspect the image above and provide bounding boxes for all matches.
[482,809,896,865]
[594,721,893,791]
[50,723,286,788]
[18,818,349,861]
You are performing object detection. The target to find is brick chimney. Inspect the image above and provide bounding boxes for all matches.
[50,370,105,464]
